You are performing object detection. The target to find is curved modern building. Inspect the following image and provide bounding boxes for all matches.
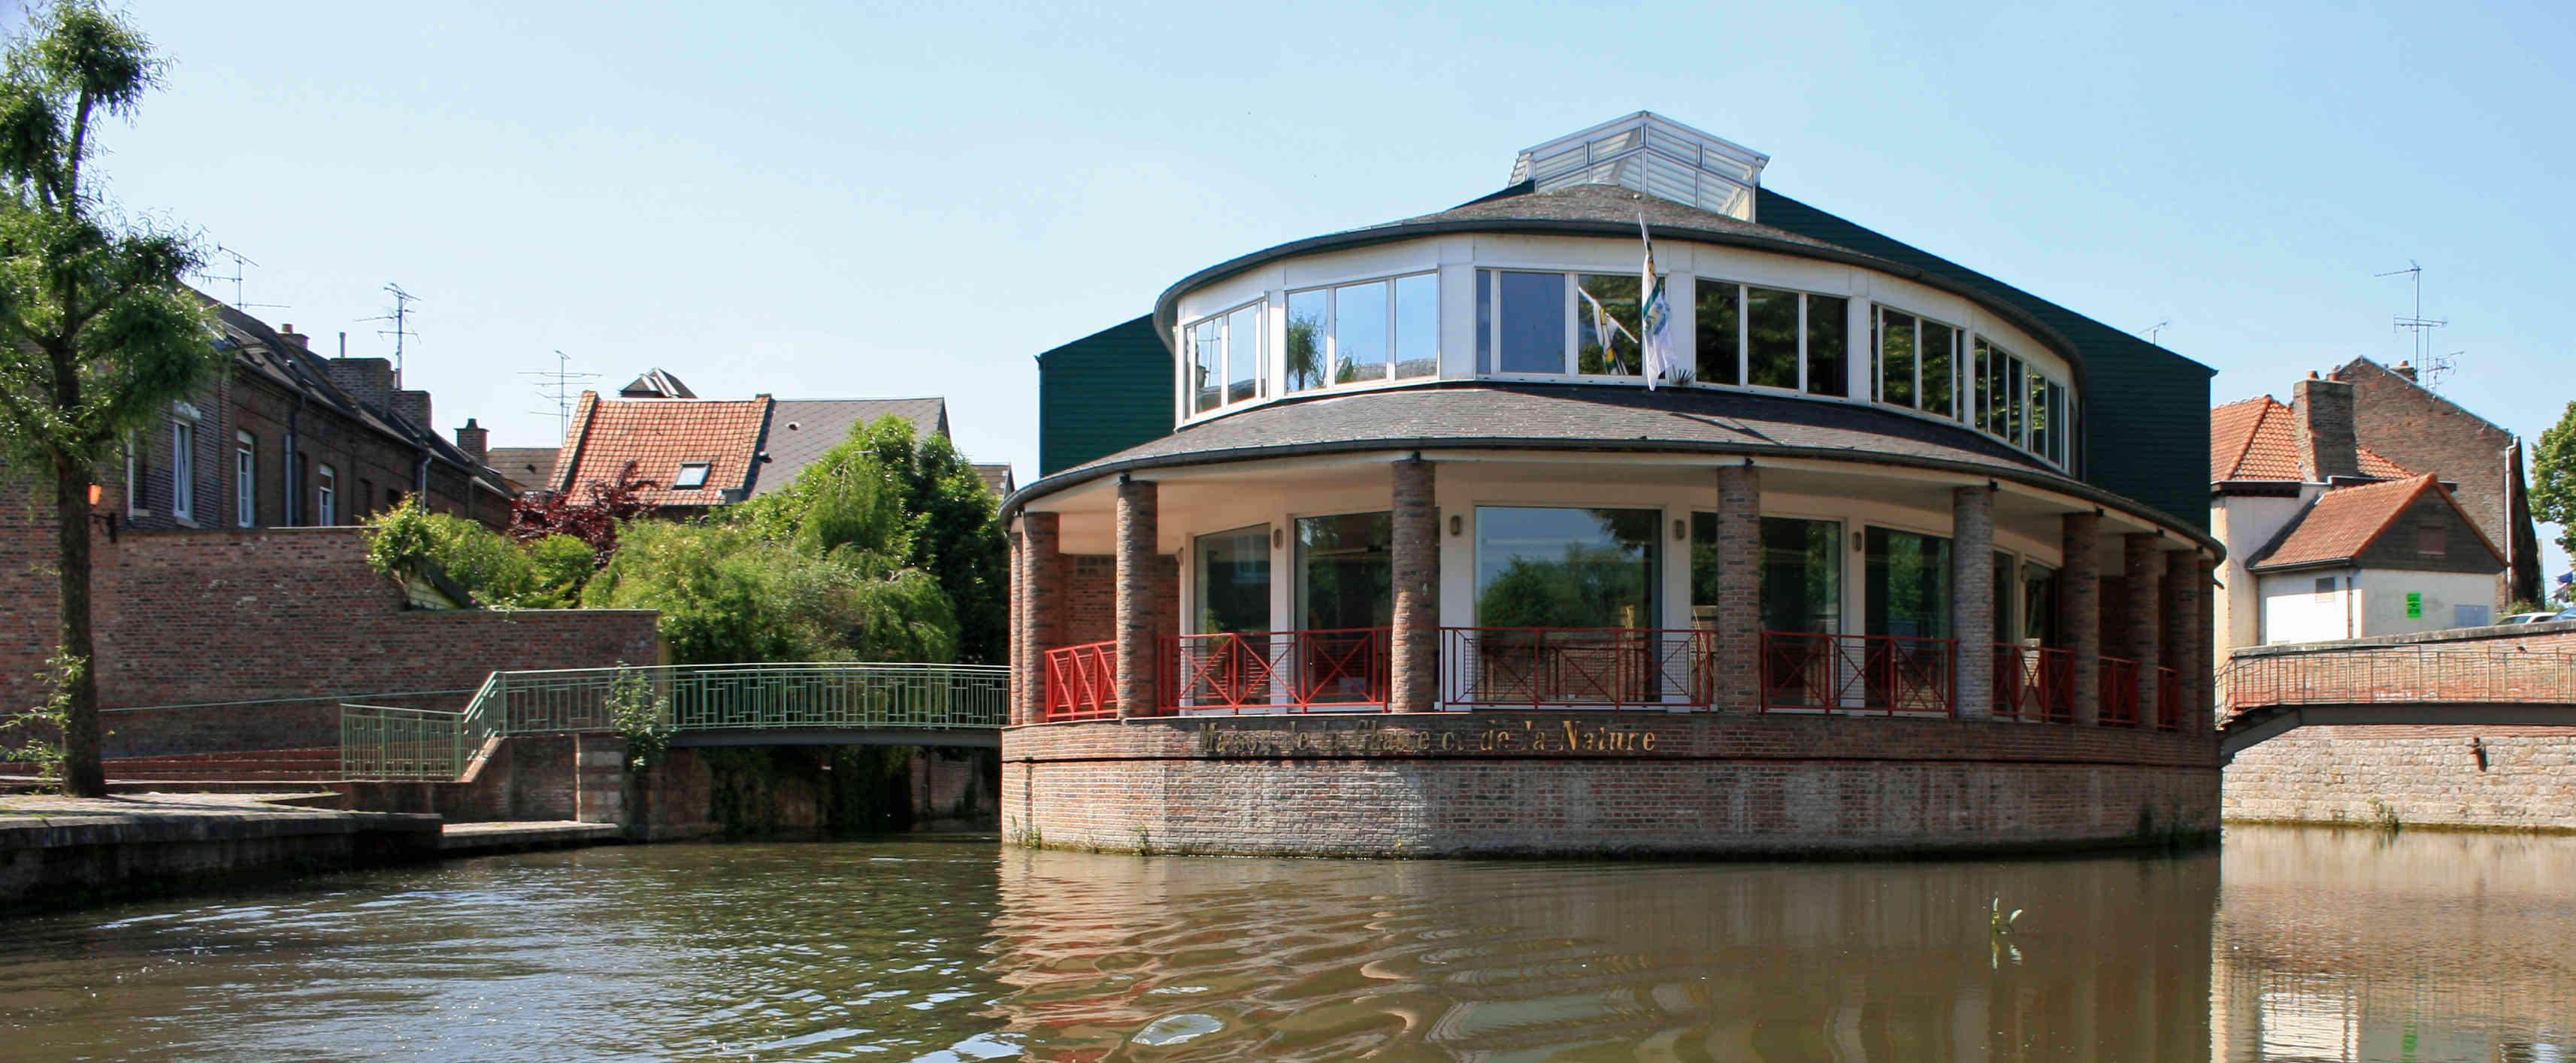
[1002,113,2220,858]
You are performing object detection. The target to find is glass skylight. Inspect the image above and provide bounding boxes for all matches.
[1506,112,1769,220]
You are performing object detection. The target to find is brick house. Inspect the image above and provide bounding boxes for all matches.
[543,371,1005,509]
[2211,365,2544,650]
[1000,112,2224,858]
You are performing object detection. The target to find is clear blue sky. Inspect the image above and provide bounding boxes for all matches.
[61,0,2576,583]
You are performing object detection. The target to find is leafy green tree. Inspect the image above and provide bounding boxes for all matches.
[581,519,956,665]
[0,3,216,796]
[2533,401,2576,595]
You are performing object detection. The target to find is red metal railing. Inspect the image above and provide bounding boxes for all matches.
[1170,628,1391,712]
[1761,632,1957,716]
[1993,644,2074,722]
[1041,641,1118,722]
[2098,656,2140,727]
[1440,627,1715,708]
[2154,665,2182,731]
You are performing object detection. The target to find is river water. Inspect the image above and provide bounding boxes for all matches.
[2,826,2569,1061]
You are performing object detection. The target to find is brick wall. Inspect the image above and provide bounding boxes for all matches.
[2223,725,2576,830]
[1002,713,2218,857]
[1064,555,1114,645]
[2330,357,2539,606]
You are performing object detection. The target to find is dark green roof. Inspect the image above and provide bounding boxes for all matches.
[1038,316,1170,477]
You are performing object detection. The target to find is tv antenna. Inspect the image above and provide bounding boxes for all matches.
[362,283,419,375]
[201,245,287,311]
[2376,261,2448,387]
[521,349,599,442]
[2144,320,2170,345]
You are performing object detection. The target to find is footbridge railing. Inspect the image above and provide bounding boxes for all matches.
[2217,646,2576,761]
[341,662,1010,782]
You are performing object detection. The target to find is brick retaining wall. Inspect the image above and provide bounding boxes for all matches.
[1003,713,2219,858]
[2223,725,2576,831]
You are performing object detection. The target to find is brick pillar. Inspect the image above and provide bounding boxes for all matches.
[1006,528,1025,725]
[1713,464,1762,711]
[2060,512,2102,725]
[2198,556,2220,732]
[2124,533,2164,717]
[1024,511,1062,723]
[1951,486,1996,720]
[1390,458,1438,712]
[1114,476,1158,718]
[2164,550,2201,734]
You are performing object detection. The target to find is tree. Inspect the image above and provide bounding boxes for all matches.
[2533,401,2576,589]
[0,3,216,797]
[506,458,657,563]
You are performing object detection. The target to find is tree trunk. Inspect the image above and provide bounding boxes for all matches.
[53,451,104,798]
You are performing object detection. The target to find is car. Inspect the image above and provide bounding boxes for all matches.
[2557,605,2576,622]
[2501,612,2559,625]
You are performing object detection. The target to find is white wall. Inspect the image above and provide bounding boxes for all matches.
[2257,567,2499,644]
[2214,491,2317,653]
[2259,570,2354,644]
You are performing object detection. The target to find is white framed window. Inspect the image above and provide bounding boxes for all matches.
[1688,277,1846,396]
[673,462,711,489]
[1476,269,1656,379]
[1183,298,1268,415]
[1872,305,1960,419]
[124,432,147,516]
[1285,272,1436,394]
[316,463,337,525]
[168,420,196,522]
[234,431,256,528]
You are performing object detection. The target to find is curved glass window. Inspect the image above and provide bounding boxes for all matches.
[1694,279,1739,386]
[1702,279,1844,395]
[1183,300,1263,415]
[1282,274,1436,395]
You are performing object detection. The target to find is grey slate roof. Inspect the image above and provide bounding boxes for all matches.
[486,447,560,492]
[752,398,951,496]
[1380,182,1851,255]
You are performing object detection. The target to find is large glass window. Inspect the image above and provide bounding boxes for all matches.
[1194,525,1270,634]
[1864,527,1951,639]
[2021,561,2059,645]
[1921,320,1957,418]
[1284,274,1436,394]
[1475,507,1659,628]
[169,420,195,522]
[1190,316,1221,413]
[1992,550,2017,646]
[1297,512,1392,630]
[1183,300,1266,413]
[1726,283,1846,395]
[316,462,338,526]
[1576,274,1641,376]
[1875,307,1916,408]
[1694,277,1739,385]
[1692,514,1842,634]
[1745,286,1801,389]
[1226,304,1262,404]
[233,430,256,528]
[1494,270,1566,373]
[1806,294,1847,396]
[1876,307,1962,417]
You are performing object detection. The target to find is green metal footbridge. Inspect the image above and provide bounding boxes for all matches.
[341,663,1008,782]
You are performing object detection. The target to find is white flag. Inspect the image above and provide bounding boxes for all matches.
[1638,214,1674,389]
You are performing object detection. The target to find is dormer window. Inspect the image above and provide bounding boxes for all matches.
[674,462,711,489]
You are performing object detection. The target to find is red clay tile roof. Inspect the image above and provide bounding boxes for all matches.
[553,392,772,507]
[2211,395,2409,481]
[2248,473,2500,570]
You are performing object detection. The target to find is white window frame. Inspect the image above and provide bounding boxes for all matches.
[316,463,337,525]
[168,419,196,522]
[1872,304,1963,419]
[1283,271,1437,396]
[234,430,256,528]
[1691,277,1849,398]
[1476,268,1670,380]
[1179,297,1268,416]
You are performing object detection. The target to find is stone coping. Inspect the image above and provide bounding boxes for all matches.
[2229,619,2576,657]
[0,792,438,851]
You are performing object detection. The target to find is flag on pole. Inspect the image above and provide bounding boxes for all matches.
[1637,213,1673,389]
[1578,286,1638,374]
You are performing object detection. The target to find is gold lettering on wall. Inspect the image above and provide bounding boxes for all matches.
[1194,718,1665,759]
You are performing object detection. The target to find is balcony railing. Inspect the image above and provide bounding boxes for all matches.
[1172,628,1390,712]
[1439,627,1715,708]
[2154,665,2182,732]
[1043,641,1118,721]
[1761,632,1957,716]
[1993,644,2074,723]
[2099,656,2141,727]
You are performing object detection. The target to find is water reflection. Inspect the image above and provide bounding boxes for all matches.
[2214,827,2576,1062]
[988,849,2216,1060]
[3,830,2572,1061]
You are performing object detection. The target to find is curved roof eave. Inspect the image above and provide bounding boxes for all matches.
[1148,216,2092,391]
[1000,433,2221,557]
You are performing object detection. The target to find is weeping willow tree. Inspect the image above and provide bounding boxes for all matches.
[0,3,216,796]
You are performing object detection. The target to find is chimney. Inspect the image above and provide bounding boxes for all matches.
[2292,373,2361,482]
[2393,359,2418,382]
[326,357,396,410]
[454,418,487,463]
[278,323,310,350]
[392,389,432,431]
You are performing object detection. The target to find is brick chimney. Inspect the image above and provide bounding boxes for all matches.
[454,418,487,463]
[277,323,310,350]
[327,357,395,410]
[2292,372,2360,482]
[392,389,432,431]
[2392,359,2418,382]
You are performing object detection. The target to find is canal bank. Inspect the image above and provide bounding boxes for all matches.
[0,793,443,913]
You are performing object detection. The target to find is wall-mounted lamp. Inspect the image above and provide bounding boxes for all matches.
[1672,518,1687,542]
[1853,530,1865,553]
[1273,527,1285,549]
[86,483,116,542]
[1448,514,1463,537]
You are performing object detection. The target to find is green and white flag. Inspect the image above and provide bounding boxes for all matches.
[1639,214,1674,389]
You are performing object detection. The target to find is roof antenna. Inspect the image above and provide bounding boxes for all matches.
[2144,320,2169,345]
[362,283,420,377]
[2376,261,2448,389]
[521,349,600,443]
[201,244,287,312]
